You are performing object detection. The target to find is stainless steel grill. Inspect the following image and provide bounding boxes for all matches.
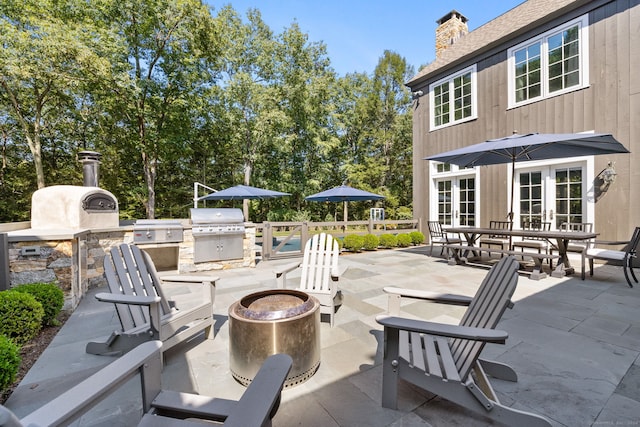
[190,208,245,263]
[133,220,184,244]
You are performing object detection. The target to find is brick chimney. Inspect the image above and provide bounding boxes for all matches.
[435,10,468,58]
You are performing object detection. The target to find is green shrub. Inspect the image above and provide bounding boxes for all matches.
[397,233,412,247]
[289,210,311,222]
[379,234,398,248]
[343,234,365,252]
[334,237,344,250]
[395,206,413,220]
[13,283,64,326]
[0,290,44,345]
[0,334,21,392]
[409,231,425,245]
[362,234,379,250]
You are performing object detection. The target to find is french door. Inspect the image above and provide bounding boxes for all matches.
[515,164,586,230]
[435,176,476,227]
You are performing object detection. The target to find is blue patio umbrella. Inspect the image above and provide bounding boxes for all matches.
[199,185,290,220]
[426,132,630,226]
[199,184,290,201]
[305,185,385,222]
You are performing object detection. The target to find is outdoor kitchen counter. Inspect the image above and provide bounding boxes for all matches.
[6,228,91,242]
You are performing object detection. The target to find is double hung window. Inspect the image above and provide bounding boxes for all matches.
[508,15,589,108]
[429,65,477,130]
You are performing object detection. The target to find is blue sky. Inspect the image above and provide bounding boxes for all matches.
[209,1,525,76]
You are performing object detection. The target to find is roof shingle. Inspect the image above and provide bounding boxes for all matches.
[408,0,586,87]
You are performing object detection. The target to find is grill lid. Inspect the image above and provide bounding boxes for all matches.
[134,219,183,229]
[190,208,244,225]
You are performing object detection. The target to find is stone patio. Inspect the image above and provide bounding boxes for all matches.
[5,246,640,426]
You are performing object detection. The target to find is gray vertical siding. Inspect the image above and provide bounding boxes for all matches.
[412,0,639,240]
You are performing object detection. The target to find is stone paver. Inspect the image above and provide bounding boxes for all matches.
[5,247,640,426]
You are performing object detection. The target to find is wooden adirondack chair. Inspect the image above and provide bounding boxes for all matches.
[2,341,292,427]
[376,256,552,427]
[86,243,217,356]
[274,233,344,326]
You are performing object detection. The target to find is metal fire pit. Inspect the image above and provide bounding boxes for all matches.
[229,289,320,388]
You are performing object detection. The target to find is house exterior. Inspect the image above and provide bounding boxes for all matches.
[408,0,639,241]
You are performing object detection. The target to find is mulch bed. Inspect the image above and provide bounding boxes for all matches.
[1,312,70,404]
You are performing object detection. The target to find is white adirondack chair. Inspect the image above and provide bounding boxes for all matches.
[376,256,552,426]
[2,341,292,427]
[86,243,217,356]
[274,233,344,326]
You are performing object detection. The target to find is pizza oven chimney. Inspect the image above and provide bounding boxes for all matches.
[77,150,101,187]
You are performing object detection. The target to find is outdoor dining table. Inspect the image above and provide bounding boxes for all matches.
[443,226,598,278]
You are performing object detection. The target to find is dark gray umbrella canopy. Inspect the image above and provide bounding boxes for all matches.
[426,132,630,227]
[305,185,384,222]
[199,184,290,221]
[199,185,290,201]
[305,185,385,202]
[425,133,629,166]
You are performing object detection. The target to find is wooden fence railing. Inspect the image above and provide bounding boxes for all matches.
[256,218,421,260]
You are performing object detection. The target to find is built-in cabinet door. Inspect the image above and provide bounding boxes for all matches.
[515,164,585,230]
[435,176,476,227]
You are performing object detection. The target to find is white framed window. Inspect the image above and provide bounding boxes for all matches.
[508,156,595,230]
[429,65,477,131]
[508,14,589,108]
[430,162,480,227]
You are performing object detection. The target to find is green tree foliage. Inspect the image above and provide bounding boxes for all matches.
[0,2,414,223]
[94,0,220,219]
[0,0,118,190]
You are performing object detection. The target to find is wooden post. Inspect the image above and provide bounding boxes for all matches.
[0,234,9,290]
[301,222,309,250]
[262,222,272,260]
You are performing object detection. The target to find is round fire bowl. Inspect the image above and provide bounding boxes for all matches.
[229,289,320,388]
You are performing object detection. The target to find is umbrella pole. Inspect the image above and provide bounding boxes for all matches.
[509,159,515,227]
[509,160,515,249]
[343,201,348,231]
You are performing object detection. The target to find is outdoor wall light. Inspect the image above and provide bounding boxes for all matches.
[602,161,617,185]
[412,90,424,99]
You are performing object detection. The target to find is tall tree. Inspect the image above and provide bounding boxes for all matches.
[211,7,284,220]
[0,0,116,188]
[342,51,414,215]
[272,23,337,210]
[371,51,414,207]
[102,0,219,218]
